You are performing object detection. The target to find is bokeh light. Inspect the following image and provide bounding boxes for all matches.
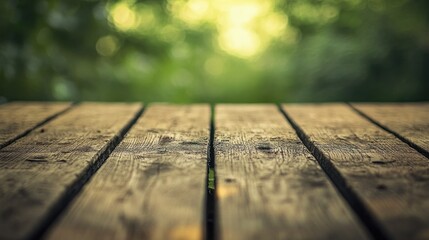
[96,35,120,57]
[1,0,428,102]
[109,2,140,31]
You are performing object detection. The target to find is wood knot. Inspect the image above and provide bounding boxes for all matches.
[371,160,395,165]
[160,136,174,144]
[26,155,48,163]
[225,178,236,183]
[180,141,201,145]
[256,143,272,151]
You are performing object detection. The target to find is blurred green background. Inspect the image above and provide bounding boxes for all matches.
[1,0,428,103]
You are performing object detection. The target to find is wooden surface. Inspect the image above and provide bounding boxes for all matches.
[0,102,72,149]
[0,103,142,240]
[352,103,429,158]
[215,105,368,239]
[47,104,210,240]
[283,103,429,240]
[0,102,427,240]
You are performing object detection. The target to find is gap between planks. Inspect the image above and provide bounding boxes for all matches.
[281,103,429,240]
[0,102,76,150]
[205,104,217,240]
[4,102,426,240]
[215,105,368,240]
[45,104,210,240]
[278,104,390,240]
[0,103,146,240]
[34,105,145,239]
[348,103,429,160]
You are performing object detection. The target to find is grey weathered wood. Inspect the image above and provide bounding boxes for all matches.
[0,102,72,149]
[46,104,210,240]
[283,103,429,240]
[215,105,368,240]
[352,103,429,158]
[0,103,142,240]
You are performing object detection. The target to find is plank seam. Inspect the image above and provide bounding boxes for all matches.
[205,104,218,240]
[348,103,429,160]
[278,104,390,240]
[0,102,77,150]
[34,104,146,239]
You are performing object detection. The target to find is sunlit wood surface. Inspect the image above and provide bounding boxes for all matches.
[0,102,427,240]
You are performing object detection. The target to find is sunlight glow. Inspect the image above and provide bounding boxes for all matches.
[168,0,289,58]
[260,13,288,38]
[218,27,261,58]
[168,0,210,26]
[221,2,262,26]
[107,0,292,58]
[109,2,139,31]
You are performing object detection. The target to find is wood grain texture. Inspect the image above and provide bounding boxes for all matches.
[283,103,429,240]
[46,104,210,240]
[215,105,368,240]
[0,103,142,240]
[352,103,429,158]
[0,102,72,149]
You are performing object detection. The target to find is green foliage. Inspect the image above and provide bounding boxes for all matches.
[1,0,428,102]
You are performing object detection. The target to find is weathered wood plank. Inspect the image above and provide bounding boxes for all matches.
[0,102,72,149]
[215,105,368,240]
[352,103,429,158]
[46,104,210,240]
[283,103,429,240]
[0,103,142,240]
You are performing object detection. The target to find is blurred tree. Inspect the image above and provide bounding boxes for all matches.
[0,0,428,102]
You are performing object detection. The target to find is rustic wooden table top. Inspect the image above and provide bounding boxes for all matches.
[0,102,428,240]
